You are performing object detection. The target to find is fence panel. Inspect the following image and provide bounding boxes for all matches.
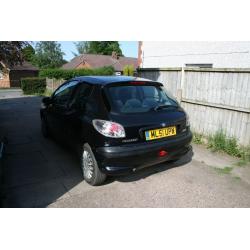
[138,67,250,146]
[46,78,65,92]
[139,68,182,96]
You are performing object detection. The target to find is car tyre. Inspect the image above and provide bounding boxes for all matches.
[81,143,107,186]
[41,116,50,138]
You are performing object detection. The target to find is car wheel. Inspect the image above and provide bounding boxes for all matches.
[81,143,107,186]
[41,116,50,138]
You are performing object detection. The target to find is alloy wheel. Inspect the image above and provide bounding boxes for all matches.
[83,150,94,180]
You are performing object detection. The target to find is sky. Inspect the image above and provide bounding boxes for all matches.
[59,41,138,61]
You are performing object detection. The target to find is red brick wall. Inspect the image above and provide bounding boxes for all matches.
[0,72,10,88]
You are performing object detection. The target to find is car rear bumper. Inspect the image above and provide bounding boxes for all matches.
[95,131,193,175]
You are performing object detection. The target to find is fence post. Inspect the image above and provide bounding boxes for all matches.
[52,78,55,91]
[177,67,185,103]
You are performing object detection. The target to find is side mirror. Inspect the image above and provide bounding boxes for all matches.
[42,97,52,106]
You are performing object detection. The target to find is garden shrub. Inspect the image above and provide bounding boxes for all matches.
[21,77,46,95]
[39,66,115,80]
[123,64,134,76]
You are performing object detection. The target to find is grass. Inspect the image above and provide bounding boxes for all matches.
[26,89,53,97]
[192,129,250,166]
[214,166,233,175]
[192,132,203,144]
[233,176,241,181]
[43,88,53,97]
[234,159,250,167]
[207,130,241,157]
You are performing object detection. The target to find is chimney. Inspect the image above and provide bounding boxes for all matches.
[138,41,143,68]
[112,51,119,60]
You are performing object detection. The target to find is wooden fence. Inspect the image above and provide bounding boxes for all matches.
[46,78,65,92]
[138,67,250,146]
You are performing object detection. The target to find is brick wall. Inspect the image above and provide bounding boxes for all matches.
[0,73,10,88]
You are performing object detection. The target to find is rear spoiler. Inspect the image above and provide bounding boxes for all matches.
[102,81,163,88]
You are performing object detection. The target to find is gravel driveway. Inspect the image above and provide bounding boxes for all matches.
[0,89,250,207]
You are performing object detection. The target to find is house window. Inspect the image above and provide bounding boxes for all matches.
[185,64,213,68]
[0,70,4,80]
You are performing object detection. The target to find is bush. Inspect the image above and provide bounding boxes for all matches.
[21,77,46,95]
[39,66,115,80]
[123,64,134,76]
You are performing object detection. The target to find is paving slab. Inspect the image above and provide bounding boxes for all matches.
[192,144,238,168]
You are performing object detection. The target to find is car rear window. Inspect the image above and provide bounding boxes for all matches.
[105,84,178,114]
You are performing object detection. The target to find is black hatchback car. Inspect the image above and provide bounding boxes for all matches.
[40,76,192,185]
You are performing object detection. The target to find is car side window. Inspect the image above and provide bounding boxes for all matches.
[53,80,78,106]
[69,83,93,108]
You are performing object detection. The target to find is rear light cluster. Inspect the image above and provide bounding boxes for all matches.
[92,119,126,138]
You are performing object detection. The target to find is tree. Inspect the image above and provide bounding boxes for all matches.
[0,41,28,66]
[22,44,35,62]
[73,41,123,56]
[89,42,123,56]
[32,41,65,69]
[73,42,90,56]
[123,65,134,76]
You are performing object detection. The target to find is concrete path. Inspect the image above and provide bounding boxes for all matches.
[0,90,250,207]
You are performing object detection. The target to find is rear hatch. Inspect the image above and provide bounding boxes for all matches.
[103,81,188,145]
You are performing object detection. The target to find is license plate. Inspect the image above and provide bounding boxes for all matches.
[145,126,176,141]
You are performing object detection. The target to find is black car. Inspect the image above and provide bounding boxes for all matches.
[40,76,192,185]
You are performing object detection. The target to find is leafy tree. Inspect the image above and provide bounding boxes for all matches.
[89,42,123,56]
[73,41,123,56]
[0,41,28,66]
[32,41,65,69]
[123,64,134,76]
[73,42,90,56]
[22,44,35,62]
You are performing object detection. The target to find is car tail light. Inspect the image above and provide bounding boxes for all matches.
[158,150,168,157]
[92,119,126,138]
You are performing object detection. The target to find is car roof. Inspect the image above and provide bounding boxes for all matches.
[71,76,156,85]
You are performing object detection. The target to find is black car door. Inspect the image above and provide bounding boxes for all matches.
[62,82,93,148]
[47,80,79,142]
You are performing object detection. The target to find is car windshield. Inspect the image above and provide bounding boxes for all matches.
[106,84,178,114]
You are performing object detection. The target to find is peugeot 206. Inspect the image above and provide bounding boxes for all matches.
[40,76,192,185]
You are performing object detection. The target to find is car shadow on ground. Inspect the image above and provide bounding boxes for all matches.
[109,149,193,183]
[0,95,84,207]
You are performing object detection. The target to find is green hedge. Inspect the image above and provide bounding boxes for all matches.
[21,77,46,95]
[39,66,115,80]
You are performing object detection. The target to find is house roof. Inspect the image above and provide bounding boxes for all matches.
[0,61,38,71]
[10,61,38,71]
[62,54,138,71]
